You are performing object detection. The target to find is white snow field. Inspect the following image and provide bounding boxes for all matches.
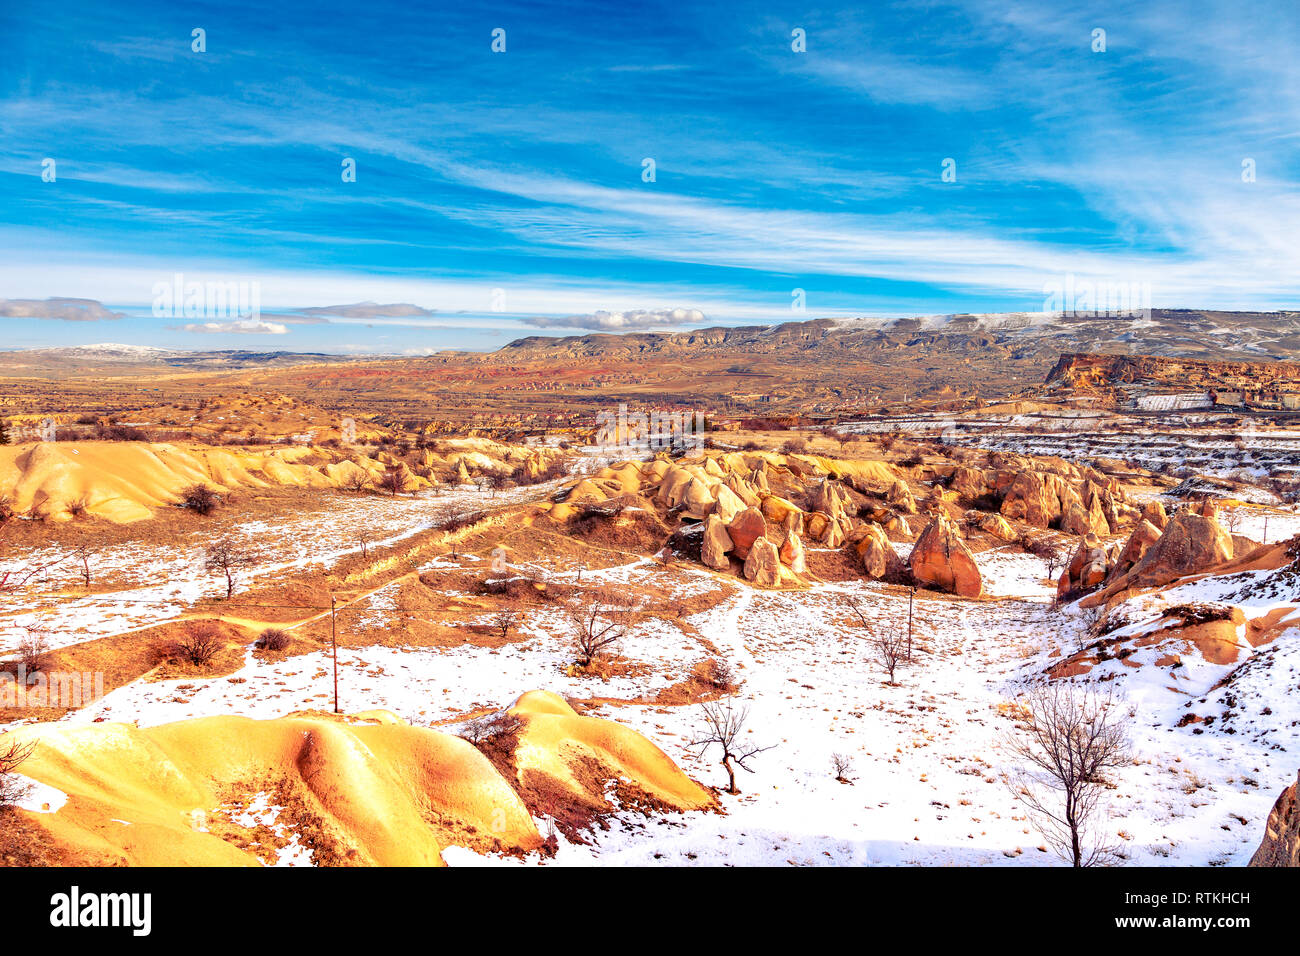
[6,502,1295,866]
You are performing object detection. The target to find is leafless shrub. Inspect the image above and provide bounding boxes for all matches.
[1074,603,1105,652]
[66,498,89,518]
[96,423,150,441]
[566,587,631,668]
[702,658,736,691]
[459,711,523,747]
[440,506,486,533]
[688,700,773,794]
[203,538,254,599]
[182,484,220,516]
[255,628,290,652]
[0,734,37,809]
[1001,683,1134,867]
[171,625,223,666]
[341,470,372,494]
[13,627,51,677]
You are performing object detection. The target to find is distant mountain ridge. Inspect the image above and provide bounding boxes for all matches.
[494,309,1300,364]
[6,309,1300,411]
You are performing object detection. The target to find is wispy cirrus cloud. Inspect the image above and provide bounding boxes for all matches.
[294,302,435,319]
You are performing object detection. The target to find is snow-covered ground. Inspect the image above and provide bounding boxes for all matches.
[842,414,1300,482]
[13,535,1294,867]
[0,480,560,655]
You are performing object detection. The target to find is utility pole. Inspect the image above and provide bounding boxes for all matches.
[331,594,339,714]
[907,586,915,662]
[1263,514,1269,545]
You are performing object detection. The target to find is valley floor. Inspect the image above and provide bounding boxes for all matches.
[5,481,1294,866]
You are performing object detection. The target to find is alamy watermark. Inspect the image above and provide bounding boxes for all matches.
[2,667,105,708]
[594,403,707,455]
[7,417,57,441]
[1042,274,1150,320]
[152,273,261,321]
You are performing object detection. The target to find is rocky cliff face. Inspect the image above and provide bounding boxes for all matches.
[1046,352,1300,394]
[1251,770,1300,867]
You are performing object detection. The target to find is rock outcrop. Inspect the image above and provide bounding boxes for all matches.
[887,479,918,514]
[908,513,982,597]
[995,462,1124,536]
[1058,533,1109,597]
[852,522,905,581]
[701,514,734,569]
[1107,519,1163,581]
[779,528,807,574]
[726,507,768,560]
[1140,499,1168,530]
[1251,769,1300,867]
[966,510,1017,542]
[1120,512,1232,589]
[743,536,782,587]
[1084,512,1234,605]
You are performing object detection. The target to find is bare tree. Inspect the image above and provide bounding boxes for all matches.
[872,628,907,684]
[0,734,36,809]
[341,469,372,494]
[492,609,519,639]
[487,472,512,498]
[380,464,412,496]
[354,529,373,559]
[71,543,94,588]
[1041,546,1066,587]
[0,553,69,594]
[1002,684,1133,867]
[688,699,773,794]
[831,752,855,784]
[844,596,908,681]
[567,587,631,668]
[203,538,253,599]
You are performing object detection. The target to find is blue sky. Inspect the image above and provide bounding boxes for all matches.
[0,0,1297,353]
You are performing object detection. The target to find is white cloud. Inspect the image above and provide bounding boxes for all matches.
[180,318,288,335]
[524,307,706,331]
